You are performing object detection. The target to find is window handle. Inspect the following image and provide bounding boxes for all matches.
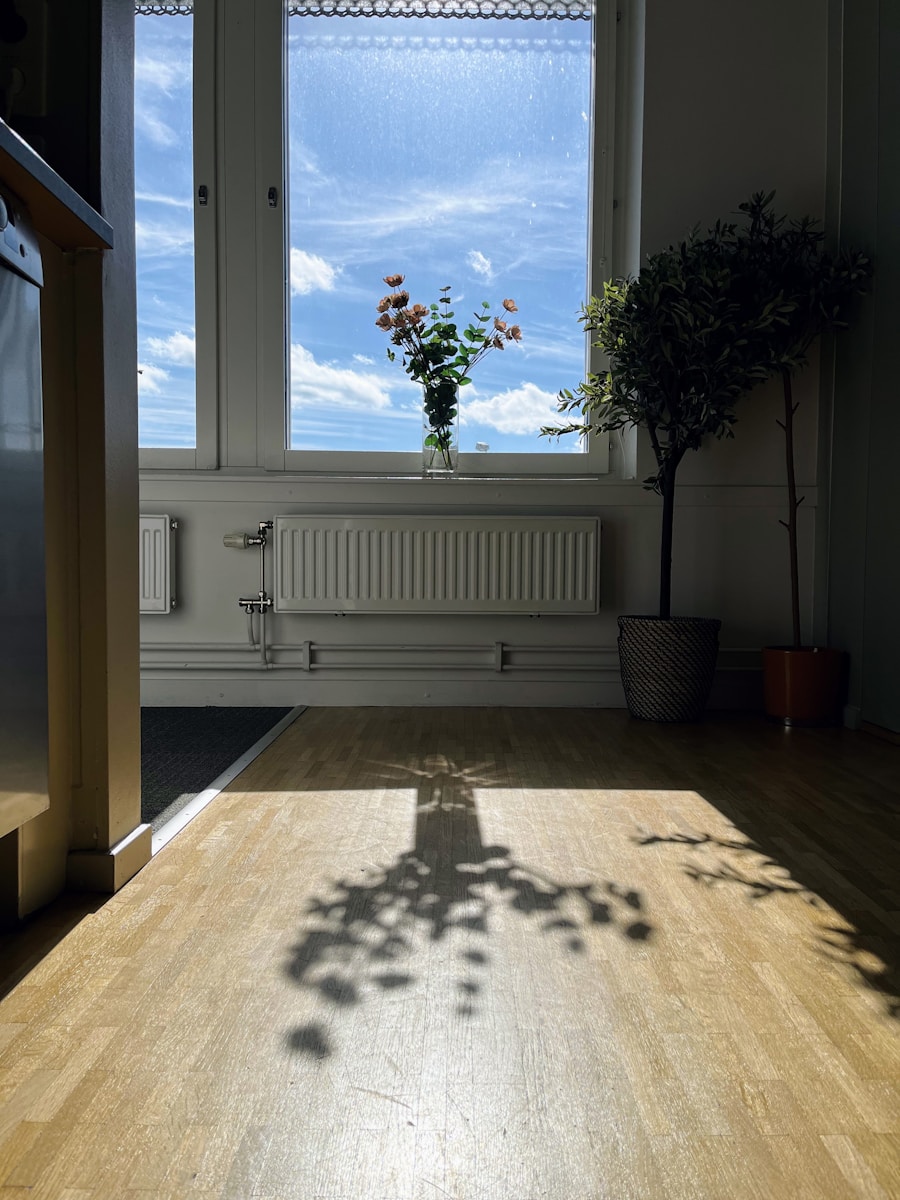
[267,186,278,208]
[198,184,209,207]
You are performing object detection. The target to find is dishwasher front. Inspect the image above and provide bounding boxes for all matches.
[0,185,48,840]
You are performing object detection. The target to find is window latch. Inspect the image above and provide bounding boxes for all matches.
[267,186,278,208]
[198,184,208,207]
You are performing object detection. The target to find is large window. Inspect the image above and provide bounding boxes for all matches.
[287,13,593,458]
[135,0,614,475]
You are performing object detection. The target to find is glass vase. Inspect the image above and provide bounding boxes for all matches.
[422,382,459,476]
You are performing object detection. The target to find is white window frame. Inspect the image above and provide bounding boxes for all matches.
[137,0,617,478]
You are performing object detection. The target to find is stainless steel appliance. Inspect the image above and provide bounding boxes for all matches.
[0,185,47,839]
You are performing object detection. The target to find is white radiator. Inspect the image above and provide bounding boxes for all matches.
[274,516,600,614]
[139,514,175,614]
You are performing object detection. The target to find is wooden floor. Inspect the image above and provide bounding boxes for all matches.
[1,708,899,1199]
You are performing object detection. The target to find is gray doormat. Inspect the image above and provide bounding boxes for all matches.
[141,706,292,830]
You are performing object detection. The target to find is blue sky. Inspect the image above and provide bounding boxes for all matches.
[135,14,195,447]
[135,12,592,453]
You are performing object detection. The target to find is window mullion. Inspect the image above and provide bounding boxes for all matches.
[215,0,265,466]
[193,0,220,468]
[255,0,290,471]
[582,0,615,474]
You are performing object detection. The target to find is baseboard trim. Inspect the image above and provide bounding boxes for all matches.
[140,669,762,711]
[843,705,862,730]
[861,721,900,746]
[67,823,152,894]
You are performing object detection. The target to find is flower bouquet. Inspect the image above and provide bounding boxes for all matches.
[376,274,521,472]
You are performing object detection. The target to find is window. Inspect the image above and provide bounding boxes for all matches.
[135,0,615,475]
[288,8,593,463]
[134,6,195,448]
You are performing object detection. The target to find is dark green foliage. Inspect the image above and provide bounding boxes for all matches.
[541,194,871,621]
[730,191,871,375]
[542,220,779,495]
[542,211,781,616]
[729,192,871,646]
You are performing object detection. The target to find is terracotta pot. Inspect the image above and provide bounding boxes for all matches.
[762,646,846,725]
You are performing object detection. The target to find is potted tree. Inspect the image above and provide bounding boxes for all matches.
[543,215,781,721]
[732,193,871,724]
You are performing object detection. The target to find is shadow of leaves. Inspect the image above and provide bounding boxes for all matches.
[283,758,653,1057]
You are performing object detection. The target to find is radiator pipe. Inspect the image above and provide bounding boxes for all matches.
[296,661,601,672]
[268,642,488,652]
[140,640,610,657]
[139,660,610,673]
[235,521,274,619]
[259,605,270,669]
[139,641,605,655]
[142,662,267,671]
[140,642,259,652]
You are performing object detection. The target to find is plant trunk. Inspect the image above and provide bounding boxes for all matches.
[782,368,802,649]
[659,462,677,620]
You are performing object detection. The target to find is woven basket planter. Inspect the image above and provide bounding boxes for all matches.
[617,615,722,722]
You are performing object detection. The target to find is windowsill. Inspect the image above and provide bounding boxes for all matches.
[137,466,624,484]
[136,470,814,510]
[138,447,612,477]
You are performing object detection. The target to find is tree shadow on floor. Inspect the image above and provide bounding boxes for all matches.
[634,826,900,1018]
[283,755,652,1058]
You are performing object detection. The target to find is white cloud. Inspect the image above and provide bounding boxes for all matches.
[138,363,171,395]
[290,343,395,412]
[461,382,561,436]
[136,192,192,210]
[324,182,509,242]
[312,157,584,257]
[353,353,375,366]
[135,220,193,257]
[288,138,325,182]
[290,248,338,296]
[518,328,586,367]
[135,56,188,92]
[134,108,178,149]
[467,250,493,281]
[146,331,196,366]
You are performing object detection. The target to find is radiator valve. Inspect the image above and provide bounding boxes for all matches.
[239,593,273,615]
[224,520,272,549]
[230,521,274,614]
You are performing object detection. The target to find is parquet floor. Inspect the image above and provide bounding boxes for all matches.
[1,707,899,1199]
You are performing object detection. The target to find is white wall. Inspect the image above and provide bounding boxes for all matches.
[139,0,830,708]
